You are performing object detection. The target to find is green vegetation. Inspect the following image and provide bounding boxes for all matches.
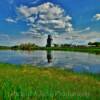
[39,47,100,54]
[0,63,100,99]
[0,46,10,50]
[88,42,100,47]
[11,43,38,50]
[0,43,100,54]
[10,43,100,54]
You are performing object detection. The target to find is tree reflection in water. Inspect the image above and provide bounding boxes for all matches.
[47,51,52,63]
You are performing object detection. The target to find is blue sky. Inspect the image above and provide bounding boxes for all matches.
[0,0,100,46]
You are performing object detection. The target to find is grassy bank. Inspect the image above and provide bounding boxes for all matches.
[0,63,100,100]
[38,47,100,54]
[11,46,100,54]
[0,45,100,54]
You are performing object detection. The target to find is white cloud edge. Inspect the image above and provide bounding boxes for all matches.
[5,18,16,23]
[93,13,100,21]
[17,2,73,35]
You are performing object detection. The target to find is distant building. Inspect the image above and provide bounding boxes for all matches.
[46,35,52,47]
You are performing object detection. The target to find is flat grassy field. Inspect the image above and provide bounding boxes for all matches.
[0,63,100,100]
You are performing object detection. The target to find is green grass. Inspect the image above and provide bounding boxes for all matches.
[0,46,100,54]
[0,63,100,100]
[38,47,100,54]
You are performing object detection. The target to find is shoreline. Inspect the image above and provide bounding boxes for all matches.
[0,47,100,54]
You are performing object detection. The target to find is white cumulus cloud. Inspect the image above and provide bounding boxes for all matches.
[17,2,73,36]
[93,14,100,21]
[5,18,16,23]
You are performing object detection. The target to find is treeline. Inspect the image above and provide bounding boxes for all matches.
[88,42,100,47]
[11,43,39,50]
[54,44,71,48]
[54,42,100,48]
[0,42,100,51]
[53,44,87,48]
[0,46,10,50]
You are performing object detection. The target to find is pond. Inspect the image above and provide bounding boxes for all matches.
[0,50,100,74]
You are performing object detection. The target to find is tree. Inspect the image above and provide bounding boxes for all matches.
[46,35,53,47]
[88,42,100,47]
[54,44,59,47]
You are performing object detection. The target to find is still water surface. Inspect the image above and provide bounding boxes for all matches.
[0,50,100,74]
